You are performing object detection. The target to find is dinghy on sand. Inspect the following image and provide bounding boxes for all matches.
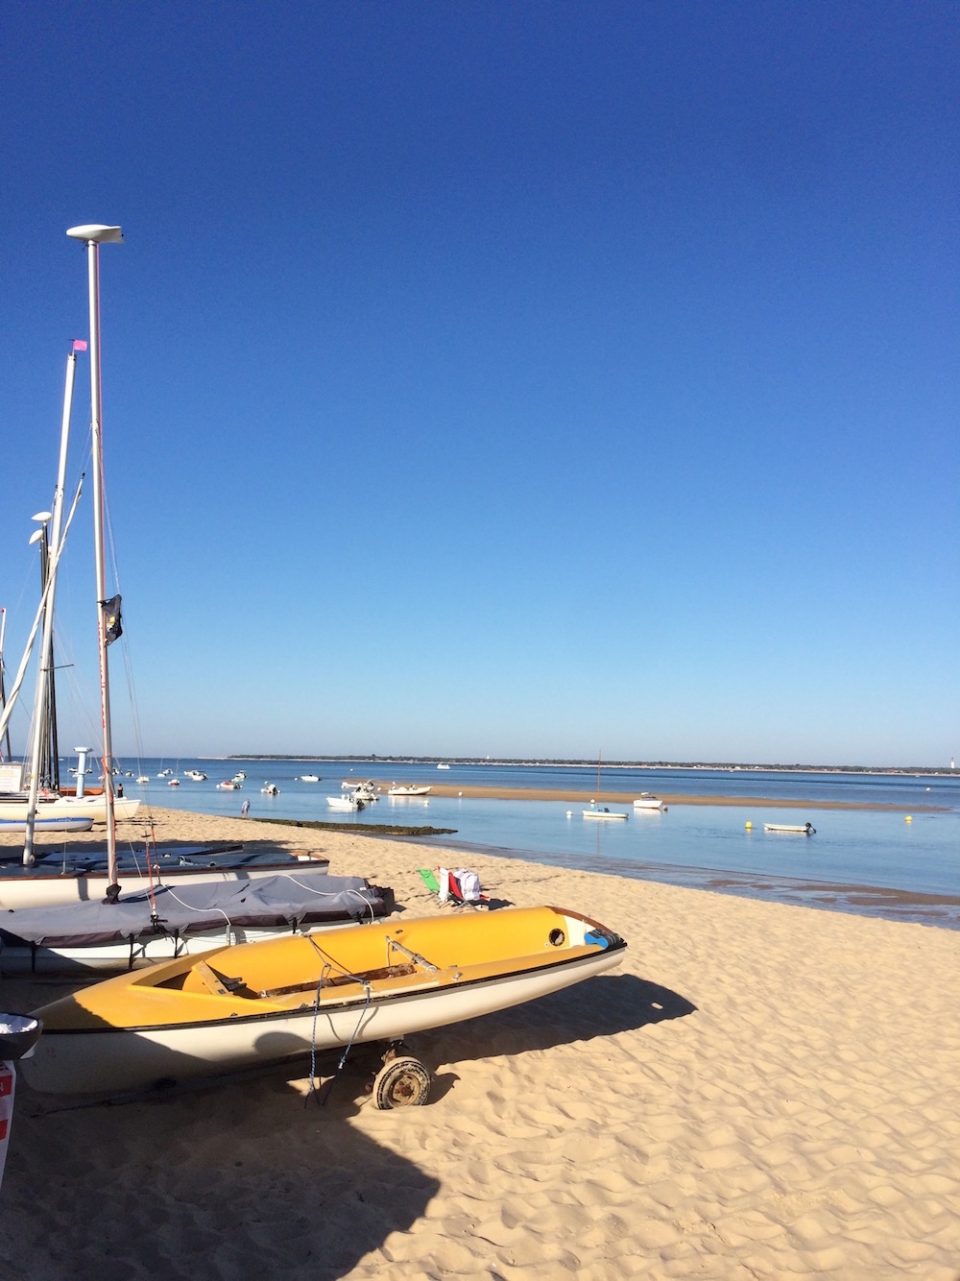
[23,905,626,1098]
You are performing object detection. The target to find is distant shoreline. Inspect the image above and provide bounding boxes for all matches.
[221,755,960,779]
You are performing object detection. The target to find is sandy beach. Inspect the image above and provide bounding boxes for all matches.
[1,808,958,1279]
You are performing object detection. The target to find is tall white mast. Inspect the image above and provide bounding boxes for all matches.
[66,224,123,898]
[22,347,81,865]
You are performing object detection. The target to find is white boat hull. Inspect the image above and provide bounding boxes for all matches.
[582,809,628,821]
[0,795,140,822]
[0,817,93,833]
[0,856,330,910]
[23,941,624,1095]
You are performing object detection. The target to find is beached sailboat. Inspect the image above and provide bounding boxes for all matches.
[0,340,141,835]
[0,229,327,906]
[0,816,92,834]
[0,871,393,974]
[0,840,331,910]
[23,905,626,1097]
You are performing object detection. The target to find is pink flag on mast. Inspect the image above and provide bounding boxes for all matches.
[72,339,88,351]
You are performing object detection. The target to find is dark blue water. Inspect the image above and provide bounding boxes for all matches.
[115,757,960,928]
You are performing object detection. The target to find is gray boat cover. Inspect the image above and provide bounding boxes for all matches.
[0,872,394,948]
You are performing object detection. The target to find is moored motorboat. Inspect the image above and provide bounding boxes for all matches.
[582,806,628,821]
[387,784,431,797]
[633,793,665,811]
[763,822,816,835]
[23,904,626,1095]
[327,794,364,812]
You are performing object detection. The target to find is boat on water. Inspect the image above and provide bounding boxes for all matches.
[216,779,241,791]
[22,904,626,1097]
[582,806,629,821]
[261,783,279,796]
[582,752,628,821]
[327,794,364,812]
[763,822,816,835]
[341,780,378,800]
[298,774,321,783]
[184,770,207,782]
[387,784,432,797]
[0,871,393,974]
[633,793,666,811]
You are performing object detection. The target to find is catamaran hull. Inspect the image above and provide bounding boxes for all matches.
[22,944,624,1095]
[0,796,140,822]
[0,817,93,833]
[0,856,331,910]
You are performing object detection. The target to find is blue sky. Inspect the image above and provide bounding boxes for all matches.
[1,1,957,767]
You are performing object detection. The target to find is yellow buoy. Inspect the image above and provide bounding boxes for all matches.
[745,820,753,830]
[905,815,913,823]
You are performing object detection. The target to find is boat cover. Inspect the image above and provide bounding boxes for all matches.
[0,872,394,947]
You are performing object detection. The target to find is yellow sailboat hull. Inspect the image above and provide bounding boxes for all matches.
[23,905,626,1095]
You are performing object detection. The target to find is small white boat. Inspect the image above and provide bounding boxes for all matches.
[135,775,150,784]
[216,780,241,791]
[298,775,321,783]
[327,794,364,812]
[582,806,628,821]
[184,770,207,782]
[261,783,279,796]
[436,763,451,770]
[387,785,432,797]
[22,905,626,1097]
[167,778,180,788]
[763,822,816,835]
[352,782,379,801]
[633,793,665,811]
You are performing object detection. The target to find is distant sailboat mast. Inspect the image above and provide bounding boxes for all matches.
[66,224,124,897]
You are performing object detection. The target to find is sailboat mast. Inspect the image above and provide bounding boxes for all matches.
[67,224,123,898]
[22,347,78,864]
[0,608,11,760]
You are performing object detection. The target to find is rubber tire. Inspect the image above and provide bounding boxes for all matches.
[372,1056,431,1109]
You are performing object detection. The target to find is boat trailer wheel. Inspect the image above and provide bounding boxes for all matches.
[372,1055,431,1109]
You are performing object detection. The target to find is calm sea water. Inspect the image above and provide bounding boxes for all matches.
[118,758,960,929]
